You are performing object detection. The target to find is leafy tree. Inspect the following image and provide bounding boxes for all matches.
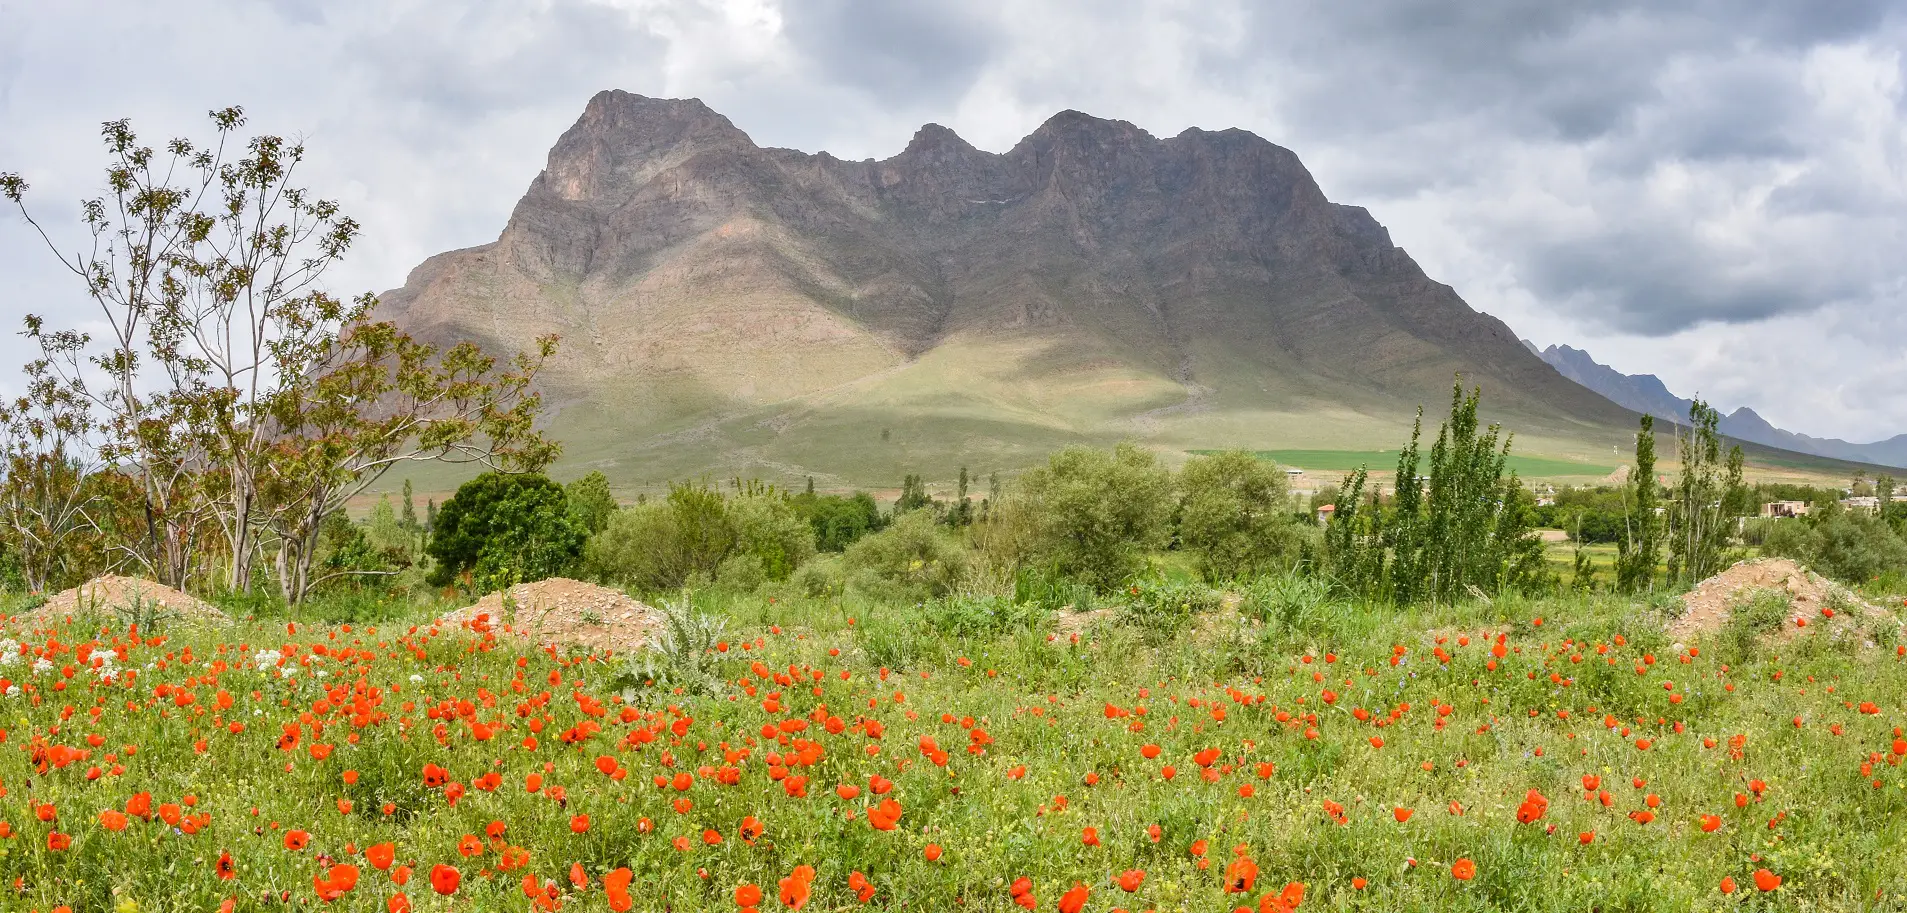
[801,493,885,552]
[584,482,732,593]
[0,354,107,592]
[1177,449,1302,582]
[3,107,557,601]
[426,473,585,590]
[1762,501,1907,584]
[1322,467,1388,598]
[1616,415,1662,593]
[1325,381,1547,603]
[1666,400,1745,585]
[728,492,816,581]
[1009,444,1174,591]
[565,471,618,535]
[895,474,934,515]
[944,466,975,528]
[842,511,968,600]
[401,479,418,531]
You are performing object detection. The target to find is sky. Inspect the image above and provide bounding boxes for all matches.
[2,0,1905,441]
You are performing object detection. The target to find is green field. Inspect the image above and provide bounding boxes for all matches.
[1201,449,1617,479]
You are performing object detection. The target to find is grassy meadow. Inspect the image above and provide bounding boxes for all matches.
[7,572,1907,912]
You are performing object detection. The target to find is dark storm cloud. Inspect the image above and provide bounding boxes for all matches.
[2,0,1907,438]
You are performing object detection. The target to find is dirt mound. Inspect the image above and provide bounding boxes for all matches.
[438,578,663,654]
[5,575,227,631]
[1669,558,1877,641]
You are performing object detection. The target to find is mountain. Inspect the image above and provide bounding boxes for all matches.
[1536,344,1907,469]
[374,91,1653,488]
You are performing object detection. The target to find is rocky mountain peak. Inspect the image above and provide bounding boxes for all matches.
[535,90,755,204]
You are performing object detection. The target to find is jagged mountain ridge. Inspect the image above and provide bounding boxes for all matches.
[375,90,1645,486]
[1535,343,1907,470]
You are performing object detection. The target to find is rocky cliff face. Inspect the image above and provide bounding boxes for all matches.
[377,91,1637,483]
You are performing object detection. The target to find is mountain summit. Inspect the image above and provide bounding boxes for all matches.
[377,91,1638,486]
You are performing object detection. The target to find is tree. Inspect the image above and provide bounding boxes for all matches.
[3,107,557,601]
[944,466,975,528]
[565,471,618,535]
[1666,400,1744,585]
[800,492,885,552]
[426,473,585,591]
[1324,381,1546,603]
[895,474,934,515]
[401,479,419,531]
[1177,449,1301,582]
[728,492,816,581]
[0,356,108,592]
[1615,415,1661,593]
[584,482,733,593]
[1009,444,1174,591]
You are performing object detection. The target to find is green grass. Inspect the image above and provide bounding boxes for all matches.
[7,574,1907,911]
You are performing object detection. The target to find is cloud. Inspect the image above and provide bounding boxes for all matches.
[1,0,1905,440]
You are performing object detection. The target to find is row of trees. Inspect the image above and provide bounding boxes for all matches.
[0,109,557,601]
[419,446,1314,602]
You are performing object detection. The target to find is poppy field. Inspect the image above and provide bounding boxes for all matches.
[5,589,1907,912]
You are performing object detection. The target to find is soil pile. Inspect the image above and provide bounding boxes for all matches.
[6,575,228,630]
[1669,558,1880,641]
[438,578,663,654]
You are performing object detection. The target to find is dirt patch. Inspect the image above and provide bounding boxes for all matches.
[1669,558,1878,641]
[5,575,228,631]
[438,578,663,654]
[1054,607,1115,638]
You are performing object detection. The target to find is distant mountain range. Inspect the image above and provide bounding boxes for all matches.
[1531,342,1907,470]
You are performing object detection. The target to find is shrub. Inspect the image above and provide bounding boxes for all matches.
[728,493,817,581]
[584,483,732,593]
[1761,506,1907,584]
[426,472,587,589]
[565,471,619,535]
[714,554,768,593]
[1006,444,1174,592]
[1119,577,1224,643]
[791,555,847,599]
[1722,588,1790,660]
[800,492,886,552]
[1178,449,1304,582]
[923,593,1047,638]
[843,511,967,601]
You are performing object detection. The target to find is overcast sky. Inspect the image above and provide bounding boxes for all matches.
[3,0,1906,441]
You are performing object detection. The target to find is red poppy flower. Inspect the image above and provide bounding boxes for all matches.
[430,864,461,896]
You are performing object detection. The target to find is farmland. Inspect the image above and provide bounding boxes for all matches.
[6,581,1907,912]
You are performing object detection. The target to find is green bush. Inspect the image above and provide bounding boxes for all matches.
[426,472,587,589]
[1721,588,1790,661]
[843,511,967,602]
[1005,444,1174,592]
[714,553,768,592]
[1177,449,1303,582]
[799,492,886,552]
[791,555,847,599]
[565,471,619,535]
[1118,577,1224,643]
[1760,506,1907,584]
[728,493,816,581]
[923,593,1047,638]
[584,483,732,593]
